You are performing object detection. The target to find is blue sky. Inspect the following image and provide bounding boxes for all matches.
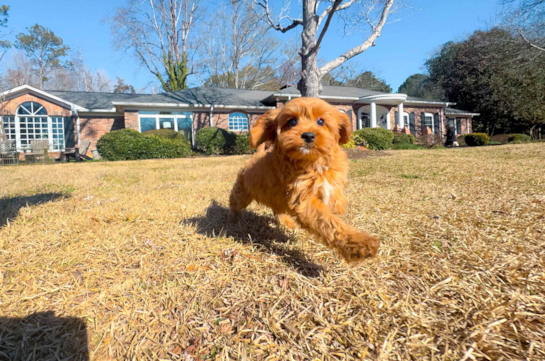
[4,0,500,92]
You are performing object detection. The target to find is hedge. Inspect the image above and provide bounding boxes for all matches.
[508,133,531,143]
[96,129,192,161]
[392,133,416,145]
[341,137,356,149]
[465,133,490,146]
[143,128,187,141]
[196,127,251,155]
[352,128,394,150]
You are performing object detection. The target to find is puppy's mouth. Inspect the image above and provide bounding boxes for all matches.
[299,144,314,155]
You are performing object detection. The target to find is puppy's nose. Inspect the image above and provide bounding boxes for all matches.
[301,132,315,143]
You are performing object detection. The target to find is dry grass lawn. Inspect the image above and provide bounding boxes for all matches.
[1,143,544,360]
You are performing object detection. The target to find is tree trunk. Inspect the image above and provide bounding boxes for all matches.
[297,0,322,97]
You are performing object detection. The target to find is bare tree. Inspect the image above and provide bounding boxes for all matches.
[5,51,36,88]
[501,0,545,52]
[111,0,202,91]
[198,0,280,89]
[255,0,403,96]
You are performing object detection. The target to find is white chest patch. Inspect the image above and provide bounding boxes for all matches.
[320,177,334,206]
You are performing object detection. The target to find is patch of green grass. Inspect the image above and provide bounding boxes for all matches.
[392,143,426,150]
[400,174,422,179]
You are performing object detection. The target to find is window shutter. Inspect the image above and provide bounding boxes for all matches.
[409,112,415,135]
[456,117,462,135]
[434,113,440,134]
[395,111,398,126]
[421,113,426,134]
[64,117,76,148]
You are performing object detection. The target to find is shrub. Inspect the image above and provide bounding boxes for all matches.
[508,133,531,143]
[488,141,502,145]
[457,134,467,146]
[392,143,425,150]
[417,134,443,149]
[352,128,394,150]
[465,133,490,146]
[97,129,192,161]
[196,127,251,155]
[143,128,186,141]
[341,137,356,149]
[231,134,251,155]
[392,133,416,145]
[491,134,510,144]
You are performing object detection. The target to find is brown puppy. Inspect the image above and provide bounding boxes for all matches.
[229,97,379,262]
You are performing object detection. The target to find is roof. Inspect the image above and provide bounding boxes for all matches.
[47,90,162,111]
[274,85,385,99]
[445,107,480,116]
[48,87,274,110]
[6,84,453,112]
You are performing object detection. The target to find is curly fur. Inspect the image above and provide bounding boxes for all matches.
[229,97,379,262]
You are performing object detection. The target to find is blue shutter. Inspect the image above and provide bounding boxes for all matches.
[434,113,440,135]
[409,112,416,135]
[421,113,426,134]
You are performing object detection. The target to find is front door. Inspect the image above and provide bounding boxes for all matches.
[360,112,370,129]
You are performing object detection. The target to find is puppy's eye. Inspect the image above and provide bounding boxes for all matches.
[287,118,297,127]
[317,118,325,126]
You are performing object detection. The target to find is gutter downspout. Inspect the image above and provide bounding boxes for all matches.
[440,107,444,139]
[209,105,214,127]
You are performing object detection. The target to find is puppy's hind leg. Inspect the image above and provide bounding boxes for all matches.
[229,174,252,219]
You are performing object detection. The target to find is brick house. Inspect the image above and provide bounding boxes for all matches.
[0,84,479,158]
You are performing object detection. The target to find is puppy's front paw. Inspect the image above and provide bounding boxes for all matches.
[229,210,242,222]
[339,231,379,263]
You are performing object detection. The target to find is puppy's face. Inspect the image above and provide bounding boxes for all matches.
[250,98,351,162]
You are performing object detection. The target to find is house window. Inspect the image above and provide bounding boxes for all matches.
[424,113,434,131]
[1,102,65,151]
[456,117,462,135]
[229,112,249,131]
[138,111,193,144]
[403,112,410,128]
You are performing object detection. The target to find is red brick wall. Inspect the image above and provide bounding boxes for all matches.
[0,93,71,116]
[389,106,445,136]
[124,111,139,131]
[446,116,472,135]
[79,116,125,154]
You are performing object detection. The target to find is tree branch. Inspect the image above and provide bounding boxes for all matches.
[254,0,303,33]
[517,27,545,52]
[318,0,357,23]
[319,0,394,76]
[312,0,342,55]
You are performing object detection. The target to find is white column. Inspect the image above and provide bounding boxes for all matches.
[357,110,362,129]
[386,112,391,130]
[397,102,404,128]
[370,102,377,128]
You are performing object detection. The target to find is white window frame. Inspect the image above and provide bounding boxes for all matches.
[2,102,66,152]
[424,112,434,133]
[137,111,194,146]
[403,112,410,128]
[228,112,249,131]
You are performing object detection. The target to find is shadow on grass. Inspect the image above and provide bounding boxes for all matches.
[0,311,89,361]
[0,193,68,229]
[184,201,324,278]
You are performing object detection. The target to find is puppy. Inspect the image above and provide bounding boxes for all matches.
[229,98,379,262]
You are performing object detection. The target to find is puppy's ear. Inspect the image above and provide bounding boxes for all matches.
[250,108,281,148]
[337,111,352,145]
